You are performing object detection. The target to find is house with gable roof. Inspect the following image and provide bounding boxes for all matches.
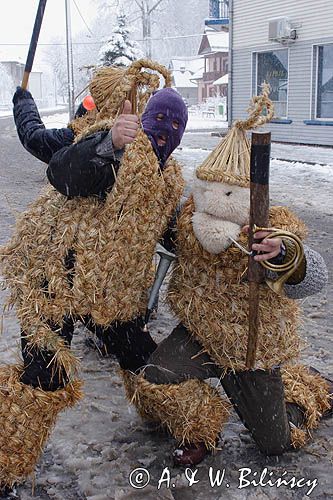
[169,56,204,105]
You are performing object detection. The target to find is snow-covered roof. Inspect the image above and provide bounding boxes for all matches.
[169,56,203,75]
[198,30,229,55]
[0,56,24,64]
[206,30,229,51]
[213,73,228,85]
[0,48,45,73]
[190,67,204,80]
[173,70,197,88]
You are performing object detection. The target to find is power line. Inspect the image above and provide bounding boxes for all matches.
[0,30,222,46]
[72,0,95,37]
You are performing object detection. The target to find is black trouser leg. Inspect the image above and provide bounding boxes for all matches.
[142,323,219,384]
[81,315,116,356]
[220,367,292,456]
[20,315,74,391]
[87,316,157,372]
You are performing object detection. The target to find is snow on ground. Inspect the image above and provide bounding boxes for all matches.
[39,111,229,132]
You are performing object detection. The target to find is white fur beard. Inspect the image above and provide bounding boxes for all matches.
[192,212,241,254]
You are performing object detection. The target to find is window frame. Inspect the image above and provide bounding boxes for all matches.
[252,47,290,119]
[314,43,333,121]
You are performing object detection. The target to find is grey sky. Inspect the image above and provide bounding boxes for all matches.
[0,0,96,62]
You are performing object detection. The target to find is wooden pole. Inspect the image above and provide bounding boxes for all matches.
[21,0,48,90]
[246,131,271,368]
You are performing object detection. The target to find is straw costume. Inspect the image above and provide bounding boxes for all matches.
[0,59,187,489]
[122,86,331,465]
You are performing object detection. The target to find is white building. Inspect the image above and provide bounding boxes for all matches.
[229,0,333,146]
[169,56,204,105]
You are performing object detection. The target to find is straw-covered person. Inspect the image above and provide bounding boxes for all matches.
[121,89,332,466]
[0,61,187,491]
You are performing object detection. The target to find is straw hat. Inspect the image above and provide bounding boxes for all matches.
[89,58,172,117]
[196,83,274,188]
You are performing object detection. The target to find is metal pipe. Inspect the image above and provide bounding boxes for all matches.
[227,0,233,127]
[65,0,75,120]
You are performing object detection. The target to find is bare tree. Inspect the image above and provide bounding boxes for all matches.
[133,0,165,57]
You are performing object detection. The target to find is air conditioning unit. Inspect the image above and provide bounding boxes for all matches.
[268,18,297,42]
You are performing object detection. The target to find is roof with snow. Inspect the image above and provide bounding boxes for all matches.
[172,70,198,89]
[190,67,204,80]
[198,30,229,55]
[169,56,203,75]
[213,73,228,85]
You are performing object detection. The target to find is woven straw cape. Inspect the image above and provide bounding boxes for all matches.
[196,83,274,187]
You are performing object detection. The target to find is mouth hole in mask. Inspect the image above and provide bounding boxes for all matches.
[225,191,232,196]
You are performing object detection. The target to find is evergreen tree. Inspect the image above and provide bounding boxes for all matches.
[98,12,143,67]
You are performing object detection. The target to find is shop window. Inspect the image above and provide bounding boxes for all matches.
[316,44,333,119]
[255,49,288,118]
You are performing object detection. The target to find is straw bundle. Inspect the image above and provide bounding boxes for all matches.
[290,426,307,449]
[167,197,307,372]
[68,108,98,137]
[75,58,173,144]
[0,365,82,487]
[196,83,274,187]
[90,59,172,117]
[122,370,230,450]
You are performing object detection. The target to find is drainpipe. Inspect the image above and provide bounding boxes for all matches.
[65,0,75,120]
[227,0,233,127]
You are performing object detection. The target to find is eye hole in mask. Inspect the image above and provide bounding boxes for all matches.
[156,113,179,130]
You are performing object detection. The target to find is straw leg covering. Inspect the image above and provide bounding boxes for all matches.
[0,365,82,489]
[282,364,332,448]
[121,370,230,450]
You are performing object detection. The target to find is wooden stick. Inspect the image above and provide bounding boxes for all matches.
[246,131,271,368]
[21,0,47,90]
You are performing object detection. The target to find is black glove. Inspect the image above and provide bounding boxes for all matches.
[12,86,33,105]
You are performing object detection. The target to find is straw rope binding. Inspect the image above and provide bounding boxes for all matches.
[196,83,274,187]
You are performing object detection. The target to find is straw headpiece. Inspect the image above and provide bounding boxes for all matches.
[71,59,172,142]
[89,58,172,118]
[196,83,274,187]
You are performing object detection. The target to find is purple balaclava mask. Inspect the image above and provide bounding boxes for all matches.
[141,88,188,166]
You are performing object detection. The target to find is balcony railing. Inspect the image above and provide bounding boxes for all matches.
[205,0,229,28]
[208,0,229,20]
[203,70,224,82]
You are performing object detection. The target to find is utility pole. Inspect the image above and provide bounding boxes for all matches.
[65,0,75,119]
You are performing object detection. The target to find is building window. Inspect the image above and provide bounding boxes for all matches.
[316,44,333,119]
[255,49,288,118]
